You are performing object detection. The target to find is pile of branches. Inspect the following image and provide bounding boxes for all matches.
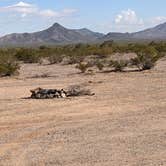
[30,85,95,99]
[30,88,67,99]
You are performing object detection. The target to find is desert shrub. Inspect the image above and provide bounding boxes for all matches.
[96,61,104,71]
[131,55,156,71]
[67,55,85,65]
[154,42,166,53]
[157,52,166,59]
[47,54,63,64]
[39,45,48,50]
[15,49,40,63]
[66,85,94,96]
[131,47,158,71]
[109,60,128,72]
[0,54,20,77]
[75,62,91,73]
[100,40,114,48]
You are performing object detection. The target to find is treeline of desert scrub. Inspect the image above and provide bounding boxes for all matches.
[0,41,166,76]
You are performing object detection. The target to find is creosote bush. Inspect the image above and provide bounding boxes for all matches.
[75,62,91,73]
[47,54,63,64]
[66,55,85,65]
[15,49,41,63]
[109,60,129,72]
[0,54,20,76]
[96,61,104,71]
[131,56,156,71]
[131,47,158,71]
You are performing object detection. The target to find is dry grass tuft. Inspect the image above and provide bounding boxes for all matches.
[66,84,95,97]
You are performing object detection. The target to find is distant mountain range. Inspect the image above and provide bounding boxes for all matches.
[101,22,166,41]
[0,22,166,46]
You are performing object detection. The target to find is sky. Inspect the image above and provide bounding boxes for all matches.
[0,0,166,36]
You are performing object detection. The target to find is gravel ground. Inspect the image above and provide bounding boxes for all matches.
[0,58,166,166]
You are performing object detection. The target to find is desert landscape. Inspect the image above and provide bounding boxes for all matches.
[0,55,166,166]
[0,1,166,165]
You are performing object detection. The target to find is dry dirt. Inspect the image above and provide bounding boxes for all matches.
[0,58,166,166]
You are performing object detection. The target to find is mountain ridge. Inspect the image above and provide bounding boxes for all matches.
[101,22,166,41]
[0,22,166,46]
[0,23,105,46]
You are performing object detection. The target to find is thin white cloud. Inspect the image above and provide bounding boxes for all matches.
[40,10,59,18]
[0,1,77,18]
[0,1,78,35]
[0,1,37,15]
[39,9,77,18]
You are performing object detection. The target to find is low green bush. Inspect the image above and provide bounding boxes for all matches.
[47,54,63,64]
[15,49,40,63]
[131,55,156,71]
[0,54,20,77]
[109,60,128,72]
[66,55,85,65]
[96,61,104,71]
[132,47,158,71]
[75,62,91,73]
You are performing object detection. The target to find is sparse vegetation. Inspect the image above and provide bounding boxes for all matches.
[96,60,104,71]
[15,48,41,63]
[0,41,166,77]
[0,53,20,76]
[47,54,63,64]
[131,46,158,71]
[75,62,90,73]
[131,55,156,71]
[109,60,129,72]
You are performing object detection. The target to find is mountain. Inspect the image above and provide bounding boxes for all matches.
[75,28,104,39]
[101,22,166,41]
[132,22,166,39]
[0,22,166,46]
[0,23,104,46]
[100,32,131,41]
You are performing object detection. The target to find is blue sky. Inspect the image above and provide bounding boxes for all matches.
[0,0,166,36]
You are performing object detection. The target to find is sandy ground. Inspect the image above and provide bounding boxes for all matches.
[0,58,166,166]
